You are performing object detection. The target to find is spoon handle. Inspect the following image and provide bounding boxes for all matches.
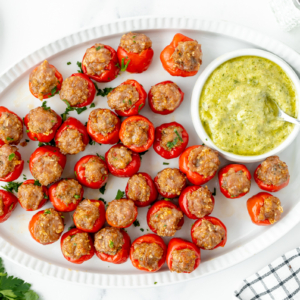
[280,111,300,126]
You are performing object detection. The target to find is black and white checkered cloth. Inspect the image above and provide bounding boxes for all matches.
[234,248,300,300]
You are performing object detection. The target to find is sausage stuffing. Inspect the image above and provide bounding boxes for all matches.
[122,120,149,148]
[0,144,21,178]
[89,109,118,136]
[18,183,44,210]
[258,196,283,224]
[171,248,197,273]
[74,199,100,230]
[127,174,150,203]
[83,156,108,183]
[55,179,82,205]
[57,128,86,155]
[0,112,23,144]
[107,146,132,169]
[160,125,183,150]
[120,32,152,53]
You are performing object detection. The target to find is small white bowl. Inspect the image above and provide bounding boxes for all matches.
[191,48,300,163]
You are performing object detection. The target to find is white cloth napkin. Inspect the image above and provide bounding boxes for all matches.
[234,248,300,300]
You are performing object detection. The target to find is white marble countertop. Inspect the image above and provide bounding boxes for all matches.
[1,0,300,299]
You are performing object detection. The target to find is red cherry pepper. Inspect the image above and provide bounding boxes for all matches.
[0,190,18,223]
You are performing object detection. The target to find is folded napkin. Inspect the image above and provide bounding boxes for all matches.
[234,248,300,300]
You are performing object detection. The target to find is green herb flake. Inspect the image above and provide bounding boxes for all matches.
[77,61,83,73]
[41,101,51,111]
[163,162,169,165]
[73,243,77,246]
[133,219,140,227]
[139,150,148,160]
[174,129,183,142]
[121,57,130,72]
[25,139,30,143]
[96,153,105,161]
[6,137,14,141]
[164,198,171,201]
[154,282,157,285]
[44,209,51,215]
[27,160,29,163]
[34,180,41,186]
[212,188,216,196]
[8,153,15,161]
[95,46,102,51]
[98,198,106,205]
[140,228,144,232]
[67,62,71,65]
[48,86,58,98]
[74,171,77,177]
[94,83,114,97]
[99,183,107,194]
[68,225,76,231]
[70,235,76,238]
[26,129,30,133]
[115,189,125,200]
[23,174,27,180]
[109,240,114,248]
[90,103,95,108]
[138,104,143,113]
[74,194,80,199]
[128,99,132,106]
[9,204,14,210]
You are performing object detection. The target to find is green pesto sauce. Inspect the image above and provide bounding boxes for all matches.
[199,56,297,156]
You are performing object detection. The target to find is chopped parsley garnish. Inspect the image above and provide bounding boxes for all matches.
[109,240,114,248]
[8,153,15,161]
[68,225,76,231]
[95,46,102,51]
[25,139,30,143]
[77,61,83,73]
[164,198,171,201]
[27,160,29,163]
[139,150,148,160]
[41,101,51,111]
[163,162,169,165]
[121,57,130,72]
[38,139,56,147]
[89,103,95,108]
[99,183,107,194]
[89,139,95,146]
[23,174,27,180]
[73,243,77,246]
[26,130,30,133]
[138,104,143,113]
[74,194,80,199]
[70,235,76,238]
[74,171,77,177]
[98,198,106,205]
[202,143,205,146]
[174,129,183,142]
[115,190,125,200]
[34,180,41,186]
[9,204,13,210]
[44,193,49,199]
[128,99,132,106]
[133,219,140,227]
[67,62,71,65]
[93,82,114,97]
[48,86,59,98]
[154,282,157,285]
[166,129,183,149]
[96,153,105,161]
[44,209,51,215]
[6,137,14,141]
[132,35,136,38]
[140,228,144,232]
[61,99,87,121]
[212,187,216,196]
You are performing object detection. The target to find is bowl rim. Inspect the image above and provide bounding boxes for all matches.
[191,48,300,163]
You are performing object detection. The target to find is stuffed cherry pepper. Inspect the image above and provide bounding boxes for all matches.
[0,190,18,223]
[160,33,202,77]
[17,179,48,211]
[94,227,131,264]
[117,32,154,73]
[0,107,23,145]
[49,178,83,212]
[105,144,140,177]
[191,216,227,250]
[154,168,186,198]
[153,122,188,159]
[60,228,95,264]
[254,156,290,192]
[60,73,96,108]
[179,185,214,219]
[219,164,251,199]
[55,117,89,155]
[82,43,120,82]
[73,199,106,233]
[107,79,147,116]
[29,60,63,100]
[179,145,220,185]
[147,200,184,237]
[29,145,66,186]
[130,234,167,272]
[247,192,283,226]
[166,238,201,273]
[74,155,108,189]
[87,108,120,144]
[29,208,64,245]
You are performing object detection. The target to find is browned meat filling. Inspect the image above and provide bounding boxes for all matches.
[0,112,23,144]
[192,219,225,250]
[160,126,183,151]
[258,196,283,224]
[60,76,90,106]
[0,196,4,216]
[107,146,132,169]
[31,153,63,186]
[74,199,100,230]
[83,43,111,76]
[29,60,58,100]
[28,107,58,135]
[61,232,91,260]
[127,174,150,203]
[94,227,124,255]
[107,84,139,112]
[120,32,152,53]
[188,146,220,178]
[171,248,196,273]
[33,208,64,244]
[172,41,202,72]
[122,120,149,148]
[83,156,107,183]
[106,199,136,227]
[18,183,44,210]
[55,179,82,206]
[0,144,21,178]
[132,242,163,271]
[89,109,118,136]
[156,168,186,196]
[149,207,183,236]
[150,83,182,112]
[221,168,251,197]
[57,128,86,155]
[187,186,214,218]
[257,156,290,187]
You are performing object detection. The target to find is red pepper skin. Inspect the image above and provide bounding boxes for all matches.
[254,165,289,192]
[73,200,106,233]
[29,64,63,99]
[114,80,147,116]
[74,155,108,189]
[105,144,141,178]
[0,190,18,223]
[96,229,131,264]
[179,185,215,219]
[60,228,95,264]
[153,122,189,159]
[55,117,89,149]
[179,145,217,185]
[148,81,185,115]
[247,192,274,226]
[119,116,155,153]
[87,109,120,145]
[191,216,227,250]
[125,172,157,207]
[218,164,252,199]
[166,238,201,273]
[130,234,167,272]
[24,109,62,143]
[49,179,83,212]
[160,33,202,77]
[18,179,48,211]
[117,46,154,74]
[82,45,120,82]
[147,200,184,234]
